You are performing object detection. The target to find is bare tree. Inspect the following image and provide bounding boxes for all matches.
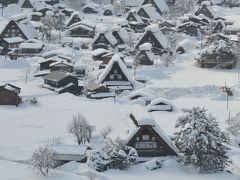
[31,146,57,176]
[88,170,96,180]
[68,113,95,145]
[101,126,112,138]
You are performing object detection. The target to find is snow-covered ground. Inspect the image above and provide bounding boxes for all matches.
[0,2,240,180]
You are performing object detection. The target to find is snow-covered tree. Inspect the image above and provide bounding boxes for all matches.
[196,40,237,69]
[68,113,95,145]
[170,0,195,18]
[101,126,112,138]
[87,138,138,172]
[174,107,230,173]
[31,146,58,176]
[41,13,58,42]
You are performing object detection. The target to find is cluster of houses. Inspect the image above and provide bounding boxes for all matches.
[0,0,240,99]
[1,0,240,165]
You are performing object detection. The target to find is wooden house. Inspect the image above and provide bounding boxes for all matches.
[178,22,199,36]
[129,21,147,33]
[44,0,59,6]
[0,84,21,106]
[65,12,83,28]
[39,59,57,71]
[159,21,175,29]
[126,10,144,23]
[135,24,169,55]
[8,39,43,59]
[195,3,214,19]
[127,106,178,157]
[197,0,223,5]
[137,4,162,23]
[61,8,74,17]
[48,144,88,163]
[50,61,74,73]
[86,82,114,99]
[0,16,38,43]
[91,31,118,50]
[136,43,155,65]
[103,5,113,16]
[21,0,34,8]
[66,21,95,38]
[1,37,24,50]
[91,48,110,61]
[213,20,226,33]
[0,0,18,6]
[43,70,82,95]
[82,4,98,14]
[141,0,169,15]
[97,54,133,91]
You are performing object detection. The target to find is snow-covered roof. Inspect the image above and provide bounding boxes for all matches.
[19,39,43,49]
[125,0,169,13]
[127,105,179,154]
[48,144,88,155]
[65,11,83,27]
[139,42,152,51]
[91,48,109,56]
[129,88,157,101]
[44,70,72,82]
[92,31,118,47]
[97,54,133,84]
[126,10,144,23]
[138,4,162,21]
[49,61,73,67]
[150,97,173,106]
[3,37,25,44]
[10,14,39,39]
[144,24,169,49]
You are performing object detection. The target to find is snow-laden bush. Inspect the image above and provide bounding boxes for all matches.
[25,97,38,105]
[196,40,237,68]
[87,138,138,172]
[31,146,58,176]
[174,107,230,173]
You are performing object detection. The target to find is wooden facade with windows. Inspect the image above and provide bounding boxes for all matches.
[0,20,27,40]
[127,114,178,157]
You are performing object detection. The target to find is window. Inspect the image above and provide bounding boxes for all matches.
[114,69,118,74]
[142,135,149,140]
[110,74,115,80]
[152,137,156,141]
[135,142,157,149]
[136,137,139,141]
[117,74,122,79]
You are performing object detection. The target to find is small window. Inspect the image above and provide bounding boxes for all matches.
[110,74,115,80]
[117,74,122,79]
[136,137,139,141]
[152,137,155,141]
[114,69,118,74]
[142,135,149,141]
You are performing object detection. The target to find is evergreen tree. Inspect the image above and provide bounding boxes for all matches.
[174,107,230,173]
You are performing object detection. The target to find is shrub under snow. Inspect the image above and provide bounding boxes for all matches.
[87,138,138,172]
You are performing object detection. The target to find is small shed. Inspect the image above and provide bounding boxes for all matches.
[0,84,21,106]
[48,145,88,163]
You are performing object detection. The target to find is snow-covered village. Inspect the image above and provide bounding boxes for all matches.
[1,0,240,179]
